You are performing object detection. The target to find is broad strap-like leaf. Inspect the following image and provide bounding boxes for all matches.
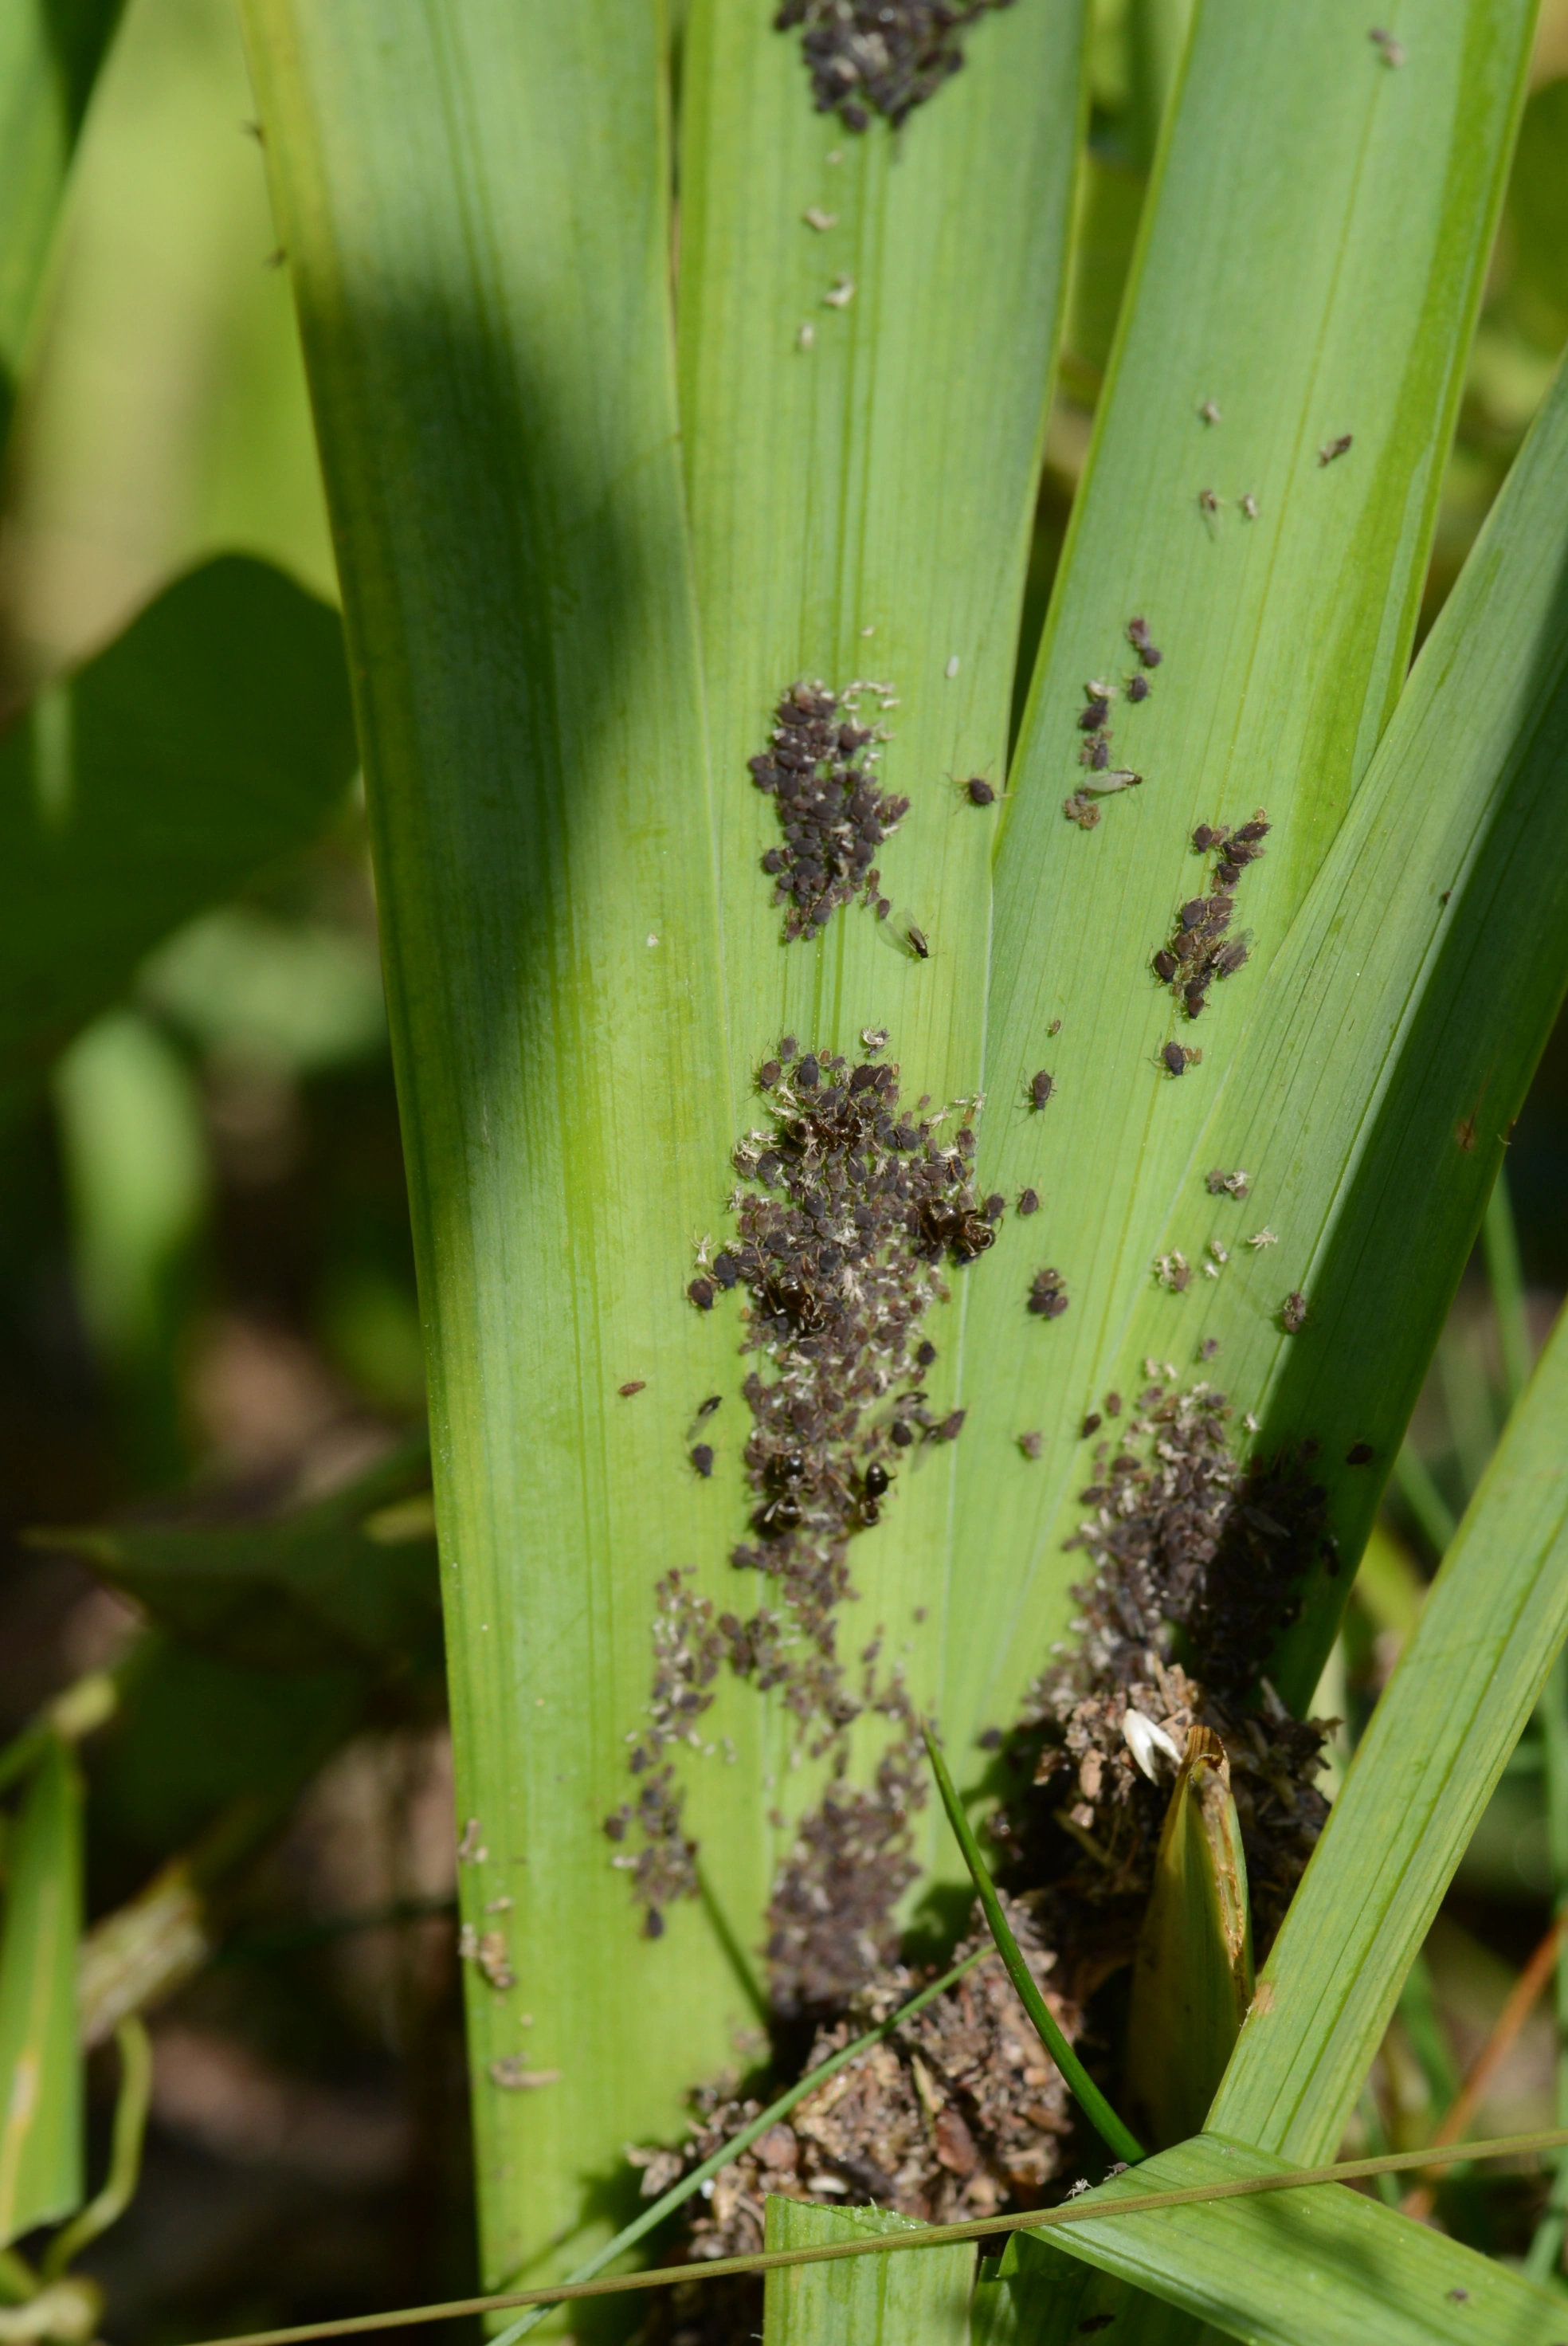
[1000,2133,1568,2345]
[676,0,1088,1888]
[0,1738,83,2246]
[1119,349,1568,1716]
[0,555,357,1112]
[1208,1297,1568,2161]
[237,0,752,2295]
[944,0,1535,1763]
[762,2195,972,2346]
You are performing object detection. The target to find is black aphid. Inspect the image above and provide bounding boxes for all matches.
[1028,1265,1069,1319]
[697,1394,723,1417]
[1029,1069,1055,1112]
[1127,615,1163,669]
[691,1444,715,1477]
[966,777,997,806]
[1318,433,1353,466]
[1018,1430,1043,1458]
[1161,1041,1189,1077]
[1346,1442,1374,1465]
[751,680,907,942]
[1127,673,1150,703]
[1280,1290,1309,1333]
[906,922,931,960]
[688,1276,717,1311]
[1017,1187,1041,1216]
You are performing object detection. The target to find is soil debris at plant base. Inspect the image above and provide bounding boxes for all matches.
[774,0,1018,131]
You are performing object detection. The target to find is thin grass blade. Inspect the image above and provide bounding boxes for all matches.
[1205,1297,1568,2164]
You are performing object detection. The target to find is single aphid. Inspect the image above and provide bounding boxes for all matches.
[802,206,838,231]
[691,1444,715,1477]
[1198,487,1222,516]
[1369,26,1406,65]
[758,1058,782,1088]
[1198,399,1221,426]
[1126,673,1150,703]
[1048,1018,1062,1036]
[1017,1430,1043,1460]
[1081,1412,1101,1438]
[983,1192,1006,1222]
[1280,1289,1309,1333]
[904,920,931,959]
[1017,1187,1041,1216]
[1346,1441,1375,1465]
[1161,1040,1200,1077]
[965,776,997,806]
[860,1026,888,1051]
[618,1380,647,1398]
[1318,433,1353,465]
[797,321,816,351]
[1240,492,1260,520]
[1127,616,1163,669]
[823,276,856,308]
[864,1461,892,1499]
[1247,1226,1279,1249]
[697,1394,723,1418]
[1029,1069,1056,1111]
[688,1276,717,1311]
[778,1034,798,1060]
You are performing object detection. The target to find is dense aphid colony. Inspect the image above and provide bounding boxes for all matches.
[774,0,1017,132]
[613,1040,1016,1972]
[1014,1379,1337,1954]
[1151,812,1270,1022]
[750,681,908,942]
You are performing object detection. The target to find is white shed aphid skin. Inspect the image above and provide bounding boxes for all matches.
[1123,1707,1184,1781]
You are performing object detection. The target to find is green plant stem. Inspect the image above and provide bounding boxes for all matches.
[921,1724,1144,2164]
[1484,1168,1534,1414]
[41,2017,151,2279]
[1390,1444,1457,1558]
[156,2125,1568,2346]
[488,1946,989,2346]
[1527,1650,1568,2283]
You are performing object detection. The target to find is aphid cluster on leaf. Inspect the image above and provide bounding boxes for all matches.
[1025,1382,1338,1947]
[774,0,1016,131]
[615,1035,1009,1965]
[1151,811,1270,1026]
[751,679,907,941]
